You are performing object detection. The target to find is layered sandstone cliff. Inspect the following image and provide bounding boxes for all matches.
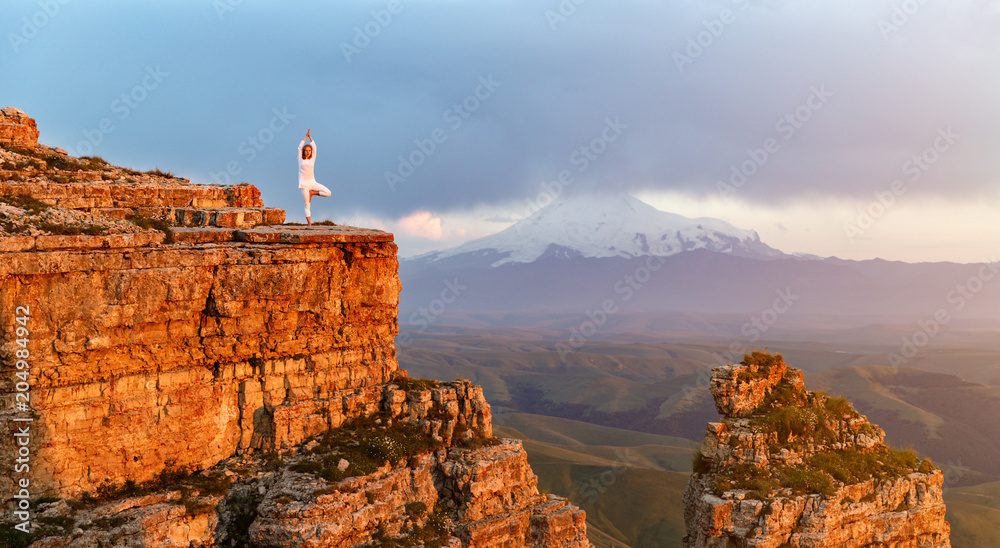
[683,352,950,547]
[0,107,39,149]
[20,379,588,547]
[0,111,591,547]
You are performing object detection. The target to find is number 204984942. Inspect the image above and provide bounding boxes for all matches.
[13,306,31,399]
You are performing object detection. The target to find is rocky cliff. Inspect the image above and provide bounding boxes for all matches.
[0,109,591,547]
[0,108,39,149]
[683,352,950,547]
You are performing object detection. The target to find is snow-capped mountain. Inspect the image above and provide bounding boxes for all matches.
[416,192,785,267]
[398,192,1000,322]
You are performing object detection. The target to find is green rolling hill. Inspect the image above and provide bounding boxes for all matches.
[493,414,692,548]
[400,330,1000,545]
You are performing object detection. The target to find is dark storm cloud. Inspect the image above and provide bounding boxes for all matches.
[3,0,998,220]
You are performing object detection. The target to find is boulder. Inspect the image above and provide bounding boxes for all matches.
[0,106,40,148]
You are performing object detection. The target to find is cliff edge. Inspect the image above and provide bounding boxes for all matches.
[0,109,591,547]
[683,352,950,548]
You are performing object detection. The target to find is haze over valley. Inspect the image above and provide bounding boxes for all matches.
[398,193,1000,547]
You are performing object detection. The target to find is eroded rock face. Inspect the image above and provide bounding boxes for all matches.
[683,353,950,548]
[0,143,282,236]
[26,492,220,548]
[710,356,805,418]
[0,230,401,497]
[245,440,589,548]
[12,381,589,548]
[0,107,40,148]
[0,154,591,546]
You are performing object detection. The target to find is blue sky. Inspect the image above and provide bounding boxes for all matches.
[3,0,999,261]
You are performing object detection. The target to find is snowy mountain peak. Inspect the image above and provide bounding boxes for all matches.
[423,192,785,266]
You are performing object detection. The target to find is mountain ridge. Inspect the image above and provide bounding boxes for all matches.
[411,192,786,268]
[400,193,1000,324]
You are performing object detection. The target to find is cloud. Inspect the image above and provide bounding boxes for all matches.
[396,211,446,240]
[349,210,489,257]
[4,0,998,228]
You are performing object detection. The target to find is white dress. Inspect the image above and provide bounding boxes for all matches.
[298,138,330,217]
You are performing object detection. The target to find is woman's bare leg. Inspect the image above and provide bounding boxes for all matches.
[304,185,329,227]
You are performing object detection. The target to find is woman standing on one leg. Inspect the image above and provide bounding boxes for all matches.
[298,129,331,227]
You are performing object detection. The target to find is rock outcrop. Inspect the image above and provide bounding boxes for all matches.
[0,119,591,547]
[683,352,950,547]
[0,107,39,148]
[20,380,589,547]
[0,222,401,497]
[0,134,283,235]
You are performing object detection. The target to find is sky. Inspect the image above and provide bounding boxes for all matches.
[3,0,999,262]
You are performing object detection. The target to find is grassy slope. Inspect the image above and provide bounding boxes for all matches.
[810,365,1000,480]
[494,411,695,450]
[496,415,1000,548]
[494,417,691,548]
[946,481,1000,548]
[401,333,1000,545]
[401,337,727,440]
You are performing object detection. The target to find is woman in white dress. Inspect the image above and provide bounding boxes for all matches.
[298,129,331,226]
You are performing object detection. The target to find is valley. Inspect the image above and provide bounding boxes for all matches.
[398,326,1000,547]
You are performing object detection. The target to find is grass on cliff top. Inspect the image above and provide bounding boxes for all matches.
[6,465,233,546]
[709,354,938,500]
[715,462,837,498]
[710,446,935,500]
[708,440,935,500]
[0,522,33,548]
[69,464,232,511]
[80,155,108,167]
[736,350,784,383]
[293,416,447,483]
[0,193,51,214]
[293,412,500,486]
[146,166,174,178]
[390,375,442,392]
[284,220,338,226]
[3,145,98,172]
[738,378,874,447]
[38,221,105,236]
[126,214,174,243]
[371,505,451,548]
